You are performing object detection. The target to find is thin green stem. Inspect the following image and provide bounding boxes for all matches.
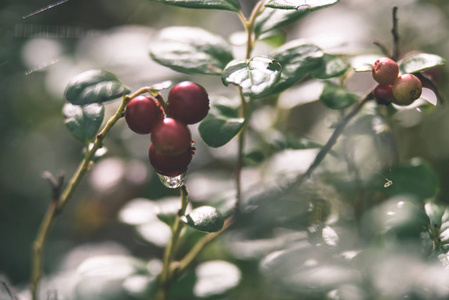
[155,185,189,300]
[30,87,153,300]
[289,92,374,190]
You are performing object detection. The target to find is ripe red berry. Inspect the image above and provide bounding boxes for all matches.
[373,84,396,105]
[392,74,422,106]
[151,118,191,155]
[125,95,164,134]
[372,57,399,85]
[168,81,210,124]
[149,143,193,176]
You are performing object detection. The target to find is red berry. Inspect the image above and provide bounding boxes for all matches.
[373,84,395,105]
[168,81,210,124]
[149,143,193,176]
[372,57,399,85]
[125,95,164,134]
[151,118,191,155]
[392,74,422,106]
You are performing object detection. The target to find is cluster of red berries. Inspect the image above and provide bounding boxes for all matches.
[372,57,422,106]
[125,81,210,177]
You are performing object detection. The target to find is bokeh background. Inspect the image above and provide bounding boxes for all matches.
[1,0,449,299]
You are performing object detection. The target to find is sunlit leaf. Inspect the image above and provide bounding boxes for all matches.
[63,103,104,143]
[361,196,430,240]
[399,53,446,74]
[64,70,130,105]
[255,0,339,35]
[150,27,233,75]
[319,81,358,110]
[180,206,224,232]
[74,255,157,300]
[264,40,323,96]
[146,0,240,12]
[194,261,241,298]
[311,54,349,79]
[221,56,282,97]
[265,0,339,9]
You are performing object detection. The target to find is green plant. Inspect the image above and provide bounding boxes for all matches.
[27,1,449,300]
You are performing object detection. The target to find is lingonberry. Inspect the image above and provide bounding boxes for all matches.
[392,74,422,106]
[168,81,210,124]
[372,57,399,85]
[125,95,164,134]
[373,84,395,105]
[149,143,193,176]
[151,118,191,155]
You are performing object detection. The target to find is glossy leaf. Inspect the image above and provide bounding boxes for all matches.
[74,255,156,300]
[180,206,224,232]
[311,54,349,79]
[65,70,130,105]
[265,0,339,9]
[399,53,446,74]
[199,98,245,147]
[150,27,234,75]
[255,0,339,35]
[264,40,323,96]
[374,158,440,201]
[194,261,241,298]
[362,196,430,240]
[147,0,240,12]
[63,103,104,143]
[319,81,358,110]
[221,56,282,97]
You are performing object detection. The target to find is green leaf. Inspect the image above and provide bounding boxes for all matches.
[319,81,358,110]
[374,158,440,201]
[264,40,323,96]
[399,53,446,74]
[199,96,244,147]
[63,103,104,143]
[311,54,349,79]
[64,70,130,105]
[362,196,430,240]
[150,27,234,75]
[221,56,282,97]
[180,206,224,232]
[147,0,240,12]
[265,0,339,9]
[255,0,339,36]
[74,255,156,300]
[194,261,241,298]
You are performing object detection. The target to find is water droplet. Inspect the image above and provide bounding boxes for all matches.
[157,172,186,189]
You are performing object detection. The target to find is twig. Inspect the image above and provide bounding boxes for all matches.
[289,91,374,189]
[391,6,400,61]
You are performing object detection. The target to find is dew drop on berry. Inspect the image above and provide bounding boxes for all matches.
[157,172,186,189]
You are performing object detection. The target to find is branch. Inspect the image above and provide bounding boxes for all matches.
[391,6,400,61]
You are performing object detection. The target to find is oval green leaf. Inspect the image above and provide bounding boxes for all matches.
[319,81,357,110]
[255,0,339,36]
[180,206,224,232]
[64,70,130,105]
[265,0,339,9]
[147,0,240,12]
[264,41,323,96]
[221,56,282,97]
[63,103,104,143]
[199,96,244,147]
[311,54,349,79]
[399,53,446,74]
[150,26,234,75]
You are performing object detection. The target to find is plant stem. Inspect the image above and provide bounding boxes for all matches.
[290,92,374,190]
[30,87,152,300]
[391,6,399,61]
[155,185,189,300]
